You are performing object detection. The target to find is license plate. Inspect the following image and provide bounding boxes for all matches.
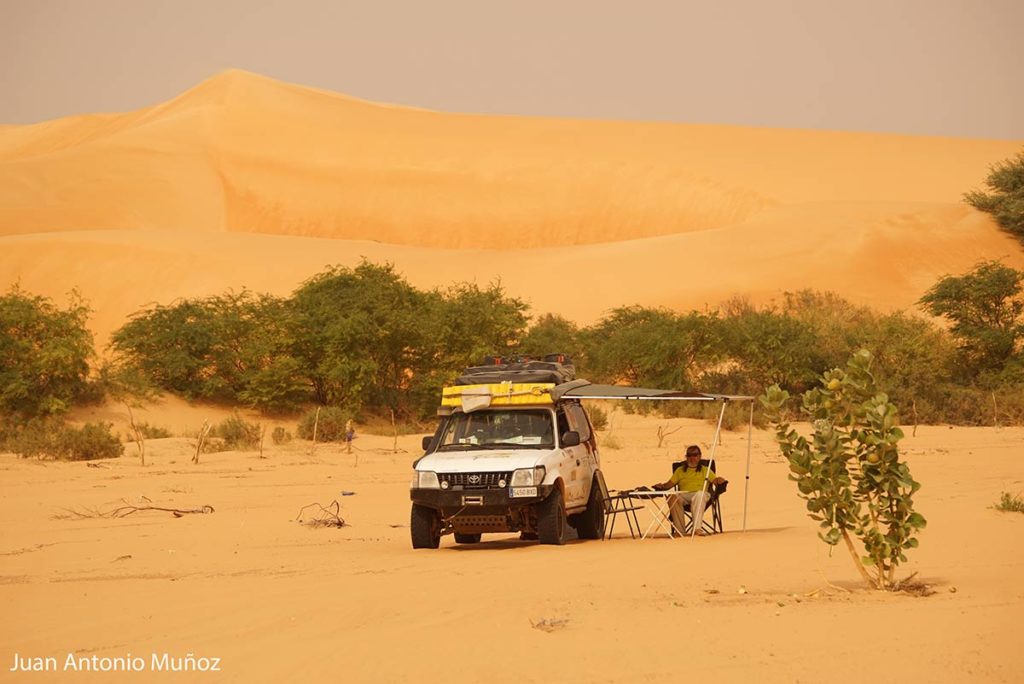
[510,486,538,498]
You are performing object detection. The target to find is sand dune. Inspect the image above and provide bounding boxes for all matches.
[2,68,1023,344]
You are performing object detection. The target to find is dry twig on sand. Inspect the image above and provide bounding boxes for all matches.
[57,496,215,519]
[656,424,682,448]
[893,572,935,597]
[295,500,347,528]
[530,618,569,632]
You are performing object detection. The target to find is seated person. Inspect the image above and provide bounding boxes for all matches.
[651,445,725,536]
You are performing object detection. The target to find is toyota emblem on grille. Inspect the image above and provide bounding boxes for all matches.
[468,474,482,484]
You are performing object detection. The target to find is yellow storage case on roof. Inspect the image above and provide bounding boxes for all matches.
[441,382,554,410]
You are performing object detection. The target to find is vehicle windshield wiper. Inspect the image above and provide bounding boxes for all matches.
[436,444,486,451]
[437,442,548,451]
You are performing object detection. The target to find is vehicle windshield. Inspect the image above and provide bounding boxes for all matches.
[437,409,554,450]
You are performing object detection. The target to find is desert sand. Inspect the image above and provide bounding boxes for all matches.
[1,403,1022,683]
[2,70,1023,347]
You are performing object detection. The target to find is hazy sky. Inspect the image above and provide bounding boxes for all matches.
[3,0,1022,138]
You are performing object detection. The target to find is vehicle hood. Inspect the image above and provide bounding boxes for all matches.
[415,449,554,473]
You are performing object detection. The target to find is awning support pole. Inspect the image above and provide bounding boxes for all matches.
[694,399,728,539]
[743,400,753,531]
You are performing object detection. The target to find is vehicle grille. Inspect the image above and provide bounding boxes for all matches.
[438,472,512,490]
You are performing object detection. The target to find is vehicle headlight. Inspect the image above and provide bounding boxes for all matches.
[510,466,546,487]
[413,471,440,489]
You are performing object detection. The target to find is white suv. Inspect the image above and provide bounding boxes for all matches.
[409,360,604,547]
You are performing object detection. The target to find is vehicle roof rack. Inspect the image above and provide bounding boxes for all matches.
[454,354,576,385]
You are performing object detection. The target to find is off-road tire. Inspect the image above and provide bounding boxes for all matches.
[571,478,605,540]
[537,488,567,545]
[411,504,441,549]
[454,533,481,544]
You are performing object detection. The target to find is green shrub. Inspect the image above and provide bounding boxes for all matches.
[136,422,172,439]
[993,492,1024,513]
[0,287,94,420]
[58,422,124,460]
[5,418,61,459]
[271,426,293,444]
[297,406,352,442]
[7,419,123,461]
[211,413,262,449]
[965,149,1024,244]
[587,404,609,431]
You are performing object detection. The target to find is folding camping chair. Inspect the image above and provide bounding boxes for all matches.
[670,459,727,535]
[595,471,644,540]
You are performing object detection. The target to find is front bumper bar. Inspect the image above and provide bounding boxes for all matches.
[410,484,554,511]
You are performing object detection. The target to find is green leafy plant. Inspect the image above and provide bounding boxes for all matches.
[761,350,926,590]
[993,492,1024,513]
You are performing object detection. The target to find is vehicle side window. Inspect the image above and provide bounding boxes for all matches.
[556,409,570,440]
[565,404,592,443]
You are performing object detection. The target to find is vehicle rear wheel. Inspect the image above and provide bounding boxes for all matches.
[454,533,481,544]
[571,477,605,540]
[537,488,567,545]
[410,504,441,549]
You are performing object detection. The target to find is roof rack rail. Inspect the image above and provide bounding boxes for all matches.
[457,353,576,385]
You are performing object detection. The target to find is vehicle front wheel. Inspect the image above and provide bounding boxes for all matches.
[454,533,481,544]
[537,487,567,545]
[411,504,441,549]
[571,478,605,540]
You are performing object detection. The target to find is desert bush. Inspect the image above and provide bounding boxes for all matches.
[993,492,1024,513]
[517,314,584,361]
[211,413,262,449]
[297,406,352,442]
[0,287,94,420]
[761,350,926,590]
[587,404,609,431]
[718,303,823,393]
[271,426,293,444]
[7,419,123,461]
[918,260,1024,379]
[584,306,720,389]
[136,422,172,439]
[58,422,125,460]
[111,291,303,411]
[964,149,1024,244]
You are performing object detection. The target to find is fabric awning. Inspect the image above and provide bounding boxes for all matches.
[552,380,753,402]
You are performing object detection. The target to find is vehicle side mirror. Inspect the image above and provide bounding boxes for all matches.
[560,431,581,447]
[421,436,432,451]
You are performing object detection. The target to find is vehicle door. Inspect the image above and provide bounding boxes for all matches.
[556,404,588,508]
[565,403,598,502]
